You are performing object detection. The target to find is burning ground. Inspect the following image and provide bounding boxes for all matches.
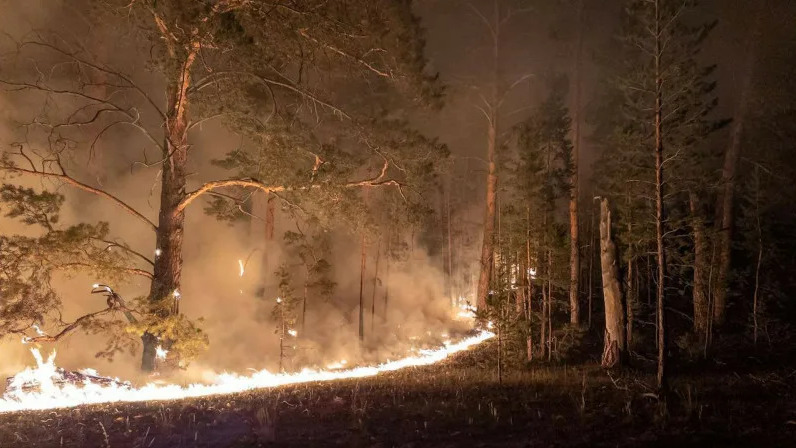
[0,338,794,448]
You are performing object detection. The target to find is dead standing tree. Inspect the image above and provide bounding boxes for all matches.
[598,198,625,368]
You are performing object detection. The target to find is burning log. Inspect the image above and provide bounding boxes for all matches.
[5,367,132,395]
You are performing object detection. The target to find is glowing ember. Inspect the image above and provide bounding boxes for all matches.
[155,345,169,360]
[0,331,494,413]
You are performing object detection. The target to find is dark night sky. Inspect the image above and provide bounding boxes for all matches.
[414,0,795,198]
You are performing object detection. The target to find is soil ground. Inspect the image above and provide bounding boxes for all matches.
[1,340,794,447]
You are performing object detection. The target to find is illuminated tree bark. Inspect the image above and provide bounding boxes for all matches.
[141,38,199,372]
[599,198,625,368]
[568,0,585,327]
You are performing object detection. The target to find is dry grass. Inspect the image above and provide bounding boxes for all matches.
[0,340,794,447]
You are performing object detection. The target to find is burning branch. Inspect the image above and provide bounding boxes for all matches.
[21,282,140,345]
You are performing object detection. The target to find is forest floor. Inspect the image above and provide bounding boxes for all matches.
[0,338,794,448]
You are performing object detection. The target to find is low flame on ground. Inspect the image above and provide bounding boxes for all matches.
[326,359,348,370]
[0,330,494,413]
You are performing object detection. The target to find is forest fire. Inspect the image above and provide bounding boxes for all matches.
[0,330,494,413]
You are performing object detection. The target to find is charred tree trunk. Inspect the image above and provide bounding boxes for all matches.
[599,198,625,368]
[714,6,763,326]
[689,193,709,338]
[141,45,198,372]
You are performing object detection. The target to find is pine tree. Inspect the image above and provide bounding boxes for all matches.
[596,0,719,391]
[0,0,443,370]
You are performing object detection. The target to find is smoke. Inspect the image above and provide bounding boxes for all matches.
[0,1,474,388]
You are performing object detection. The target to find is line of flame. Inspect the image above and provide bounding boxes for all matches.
[0,330,494,413]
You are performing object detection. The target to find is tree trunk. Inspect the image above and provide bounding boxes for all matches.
[587,203,595,329]
[141,46,198,372]
[526,208,534,361]
[540,263,548,360]
[568,0,584,327]
[383,230,391,319]
[752,165,762,346]
[689,193,709,338]
[714,3,764,326]
[626,258,635,351]
[599,198,625,368]
[446,180,454,306]
[477,118,498,310]
[358,232,366,342]
[547,249,553,362]
[653,0,668,392]
[370,240,380,332]
[477,1,501,311]
[302,268,308,332]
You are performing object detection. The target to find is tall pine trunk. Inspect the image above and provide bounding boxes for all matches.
[568,0,584,327]
[477,112,498,310]
[477,1,501,310]
[141,46,198,372]
[653,0,668,392]
[370,240,380,332]
[599,198,625,368]
[358,232,366,342]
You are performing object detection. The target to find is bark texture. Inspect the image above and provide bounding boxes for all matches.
[141,44,198,372]
[599,198,625,368]
[568,0,584,327]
